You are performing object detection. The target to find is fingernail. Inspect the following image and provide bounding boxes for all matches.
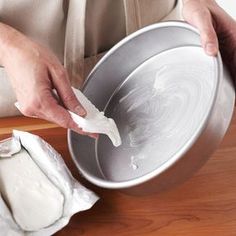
[75,105,86,117]
[205,43,217,55]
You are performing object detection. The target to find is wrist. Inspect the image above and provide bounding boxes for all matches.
[0,23,21,66]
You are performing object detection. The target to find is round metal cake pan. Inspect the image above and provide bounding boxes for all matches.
[68,21,235,195]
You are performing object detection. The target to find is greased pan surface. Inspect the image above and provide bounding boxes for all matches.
[68,22,235,194]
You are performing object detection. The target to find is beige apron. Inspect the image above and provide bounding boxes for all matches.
[66,0,182,86]
[0,0,182,117]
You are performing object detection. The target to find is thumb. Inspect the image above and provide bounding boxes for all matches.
[200,18,219,56]
[49,66,87,117]
[183,4,219,56]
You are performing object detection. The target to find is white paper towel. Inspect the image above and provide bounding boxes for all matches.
[15,88,121,147]
[70,88,121,147]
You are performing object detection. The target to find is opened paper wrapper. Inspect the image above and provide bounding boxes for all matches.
[0,130,99,236]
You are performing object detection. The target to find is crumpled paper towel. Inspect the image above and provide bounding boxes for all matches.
[70,88,121,147]
[15,87,121,147]
[0,130,99,236]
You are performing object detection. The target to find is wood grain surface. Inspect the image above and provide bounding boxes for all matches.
[1,112,236,236]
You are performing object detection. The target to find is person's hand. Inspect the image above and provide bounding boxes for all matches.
[183,0,236,79]
[0,23,97,138]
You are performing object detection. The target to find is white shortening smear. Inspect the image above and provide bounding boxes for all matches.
[0,149,64,231]
[70,88,122,147]
[0,130,99,236]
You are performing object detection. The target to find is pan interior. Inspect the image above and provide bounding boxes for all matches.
[95,46,217,182]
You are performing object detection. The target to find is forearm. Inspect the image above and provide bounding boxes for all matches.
[0,22,24,66]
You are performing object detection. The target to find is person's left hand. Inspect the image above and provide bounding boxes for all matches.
[182,0,236,80]
[182,0,219,56]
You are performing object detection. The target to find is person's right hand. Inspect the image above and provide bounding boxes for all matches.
[183,0,236,80]
[0,23,97,138]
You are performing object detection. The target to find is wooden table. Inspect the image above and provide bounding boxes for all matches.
[1,112,236,236]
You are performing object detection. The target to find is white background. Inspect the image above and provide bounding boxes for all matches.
[216,0,236,19]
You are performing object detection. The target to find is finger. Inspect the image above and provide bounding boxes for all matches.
[48,65,87,117]
[36,94,97,138]
[183,4,219,56]
[196,12,218,56]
